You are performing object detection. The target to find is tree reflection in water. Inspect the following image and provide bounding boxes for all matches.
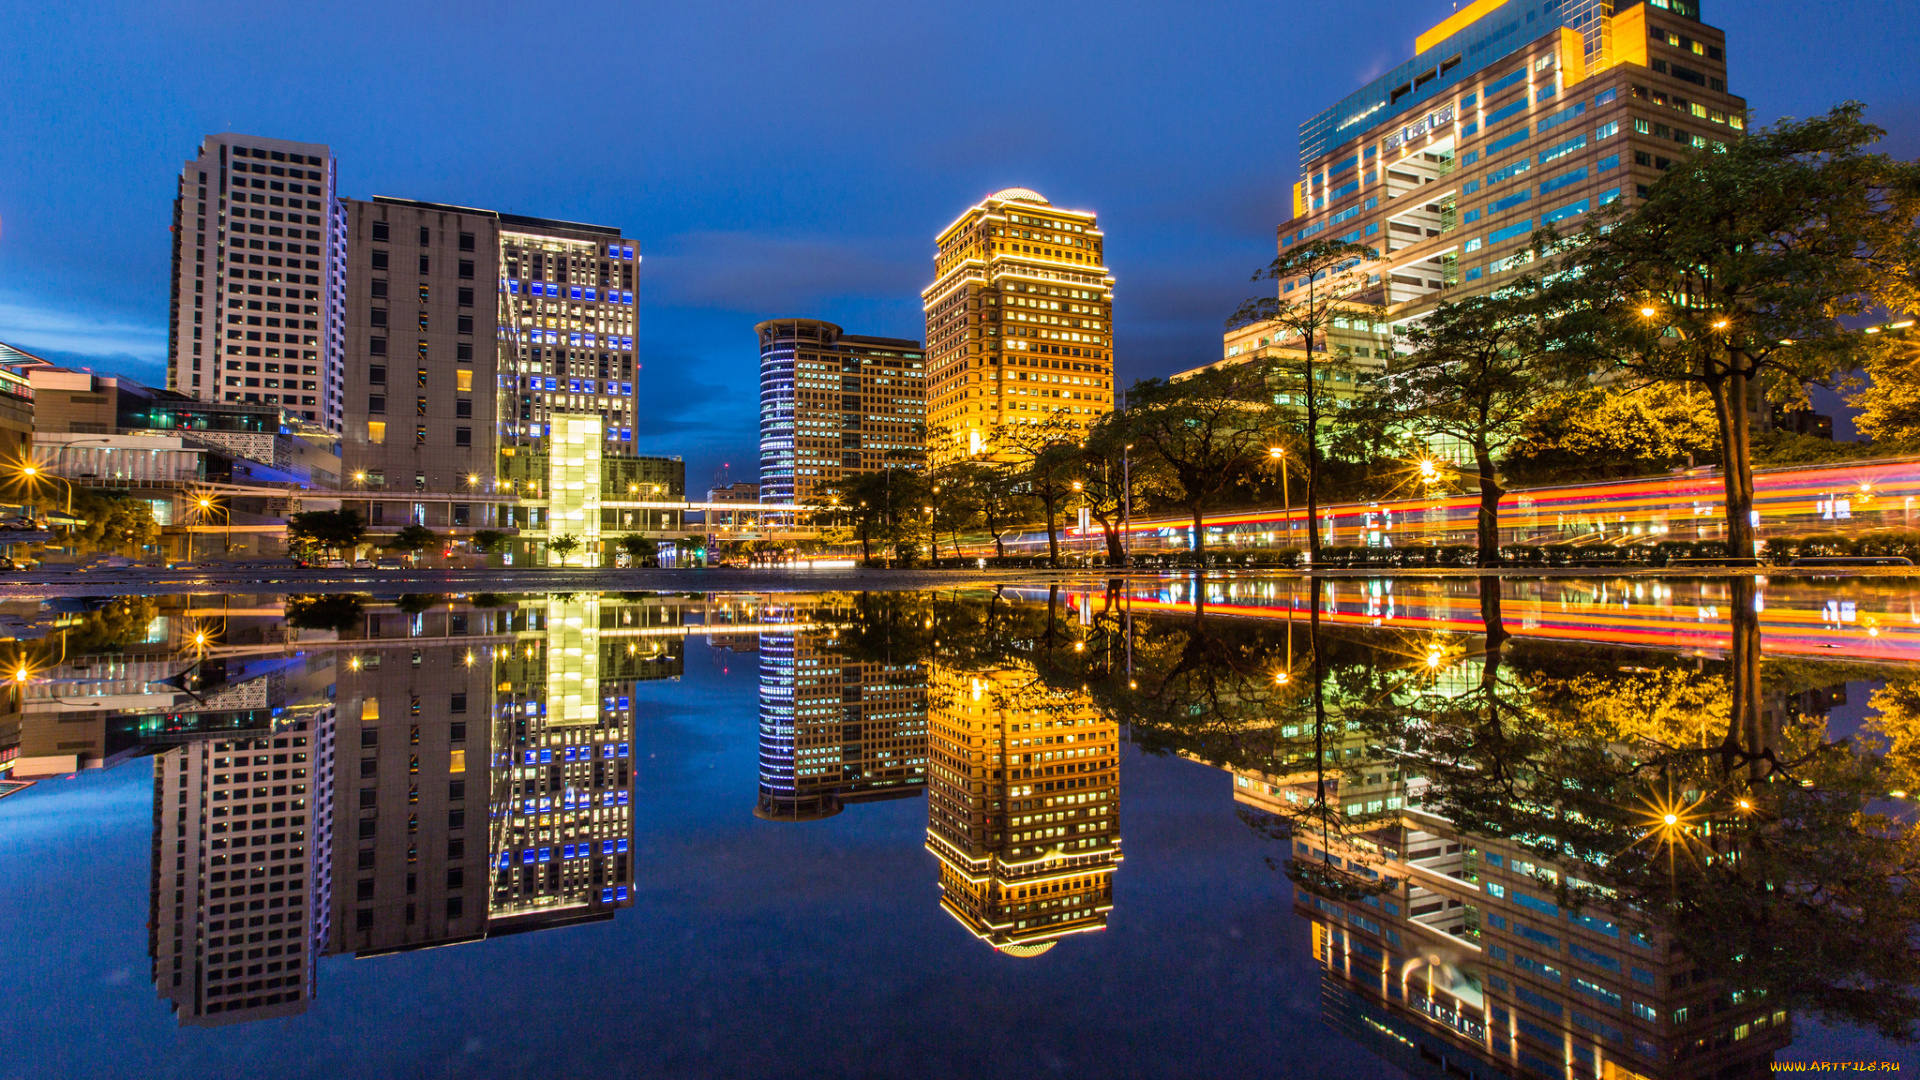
[1115,574,1920,1062]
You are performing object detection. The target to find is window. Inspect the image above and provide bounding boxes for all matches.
[372,221,390,241]
[457,287,474,306]
[368,395,386,414]
[456,343,473,360]
[1595,120,1619,140]
[455,427,471,446]
[416,425,428,444]
[416,395,428,416]
[457,315,473,333]
[367,420,386,444]
[371,250,389,270]
[418,255,430,274]
[417,367,428,388]
[450,692,467,713]
[458,232,475,251]
[457,260,474,279]
[455,369,473,392]
[419,226,430,245]
[369,365,386,385]
[455,399,472,418]
[370,308,388,327]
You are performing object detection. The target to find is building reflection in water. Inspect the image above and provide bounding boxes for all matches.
[126,593,722,1025]
[754,603,928,822]
[925,662,1120,956]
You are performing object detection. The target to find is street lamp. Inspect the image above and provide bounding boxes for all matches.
[1267,446,1291,518]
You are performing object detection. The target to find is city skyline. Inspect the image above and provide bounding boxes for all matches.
[1,0,1910,482]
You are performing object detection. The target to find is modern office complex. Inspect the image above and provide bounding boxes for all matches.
[922,189,1116,463]
[755,615,928,821]
[168,134,346,428]
[1219,0,1744,372]
[338,197,640,498]
[755,319,925,507]
[924,663,1121,955]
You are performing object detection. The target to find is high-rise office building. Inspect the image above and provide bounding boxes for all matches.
[339,197,641,503]
[756,616,928,821]
[1220,0,1745,374]
[168,134,345,428]
[922,189,1115,463]
[924,663,1121,956]
[755,319,925,507]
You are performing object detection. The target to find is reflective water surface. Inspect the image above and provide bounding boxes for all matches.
[2,579,1914,1078]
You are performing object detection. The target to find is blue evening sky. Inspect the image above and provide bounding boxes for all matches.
[1,0,1915,482]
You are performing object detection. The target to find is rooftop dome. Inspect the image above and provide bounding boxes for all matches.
[989,188,1049,205]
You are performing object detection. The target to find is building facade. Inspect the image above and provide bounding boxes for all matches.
[755,319,925,507]
[924,662,1121,955]
[168,134,345,428]
[1222,0,1744,383]
[922,189,1115,463]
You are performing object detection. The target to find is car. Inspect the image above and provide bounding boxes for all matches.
[353,559,375,569]
[376,560,402,570]
[325,559,349,569]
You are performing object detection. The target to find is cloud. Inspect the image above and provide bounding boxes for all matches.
[0,293,167,370]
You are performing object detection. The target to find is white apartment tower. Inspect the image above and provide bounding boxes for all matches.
[168,134,347,429]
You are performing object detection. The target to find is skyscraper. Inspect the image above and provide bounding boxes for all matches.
[1218,0,1746,373]
[755,319,925,507]
[925,662,1121,955]
[168,134,346,428]
[338,197,640,503]
[922,189,1115,463]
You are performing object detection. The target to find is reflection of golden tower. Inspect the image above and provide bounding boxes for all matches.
[925,662,1121,955]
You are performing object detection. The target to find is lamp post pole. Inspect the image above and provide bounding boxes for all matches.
[1122,444,1132,569]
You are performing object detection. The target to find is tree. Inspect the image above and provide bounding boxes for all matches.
[1850,326,1920,445]
[547,533,581,566]
[1075,413,1128,564]
[990,415,1082,567]
[1550,104,1920,558]
[1503,384,1721,485]
[1122,363,1283,558]
[1229,237,1382,563]
[388,524,438,564]
[1384,289,1560,564]
[469,529,508,555]
[927,463,983,562]
[619,534,658,567]
[288,509,365,559]
[80,495,160,556]
[285,593,365,634]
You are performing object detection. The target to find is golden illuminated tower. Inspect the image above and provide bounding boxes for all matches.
[922,189,1115,463]
[924,662,1121,956]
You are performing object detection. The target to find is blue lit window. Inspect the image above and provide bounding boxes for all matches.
[522,850,536,864]
[601,888,615,902]
[619,743,630,757]
[622,245,634,259]
[563,843,576,858]
[616,885,629,900]
[622,290,634,303]
[618,696,630,709]
[569,286,582,300]
[539,748,552,763]
[545,378,556,390]
[508,280,520,295]
[585,287,597,300]
[539,847,551,862]
[616,839,628,853]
